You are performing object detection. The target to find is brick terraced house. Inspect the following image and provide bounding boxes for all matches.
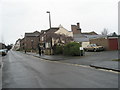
[20,31,40,52]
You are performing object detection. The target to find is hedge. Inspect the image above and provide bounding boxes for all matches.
[53,45,63,55]
[63,42,81,56]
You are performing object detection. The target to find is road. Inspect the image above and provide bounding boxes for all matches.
[0,56,2,90]
[2,50,118,88]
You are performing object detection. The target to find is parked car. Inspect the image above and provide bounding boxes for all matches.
[0,49,8,56]
[84,44,104,52]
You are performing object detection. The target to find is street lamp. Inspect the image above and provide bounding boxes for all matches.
[46,11,51,29]
[46,11,52,54]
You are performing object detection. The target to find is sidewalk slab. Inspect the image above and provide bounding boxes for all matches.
[90,61,120,72]
[27,52,79,61]
[40,55,79,61]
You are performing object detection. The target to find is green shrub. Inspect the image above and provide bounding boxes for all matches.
[63,42,81,56]
[112,59,120,61]
[53,45,63,55]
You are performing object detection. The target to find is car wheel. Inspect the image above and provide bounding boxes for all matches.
[94,48,97,52]
[2,54,6,56]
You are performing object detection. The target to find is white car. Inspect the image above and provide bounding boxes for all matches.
[84,44,104,52]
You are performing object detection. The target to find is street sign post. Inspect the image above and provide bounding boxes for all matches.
[79,47,83,50]
[79,47,84,56]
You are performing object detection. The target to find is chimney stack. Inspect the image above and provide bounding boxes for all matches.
[77,23,80,29]
[71,22,81,34]
[77,23,81,33]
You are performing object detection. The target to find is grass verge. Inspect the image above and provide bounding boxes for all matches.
[112,59,120,61]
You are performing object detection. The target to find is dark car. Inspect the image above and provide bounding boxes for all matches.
[84,44,104,52]
[0,49,8,56]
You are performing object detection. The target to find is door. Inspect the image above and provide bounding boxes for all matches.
[109,38,118,50]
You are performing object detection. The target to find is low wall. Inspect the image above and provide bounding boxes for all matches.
[90,38,109,50]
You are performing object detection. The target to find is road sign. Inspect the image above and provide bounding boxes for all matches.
[79,47,83,50]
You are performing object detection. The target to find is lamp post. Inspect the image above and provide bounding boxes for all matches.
[46,11,52,54]
[46,11,51,29]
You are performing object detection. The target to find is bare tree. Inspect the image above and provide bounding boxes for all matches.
[101,28,108,35]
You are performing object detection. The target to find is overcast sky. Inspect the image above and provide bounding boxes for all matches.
[0,0,119,45]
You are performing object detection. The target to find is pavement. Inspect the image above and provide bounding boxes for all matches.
[26,52,80,61]
[24,51,120,72]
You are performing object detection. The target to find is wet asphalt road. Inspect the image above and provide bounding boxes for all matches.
[2,50,118,88]
[0,55,2,89]
[0,57,2,90]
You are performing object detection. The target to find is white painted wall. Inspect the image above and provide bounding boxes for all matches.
[82,42,90,48]
[55,25,73,37]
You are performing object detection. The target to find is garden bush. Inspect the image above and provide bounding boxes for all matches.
[63,42,81,56]
[53,45,63,55]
